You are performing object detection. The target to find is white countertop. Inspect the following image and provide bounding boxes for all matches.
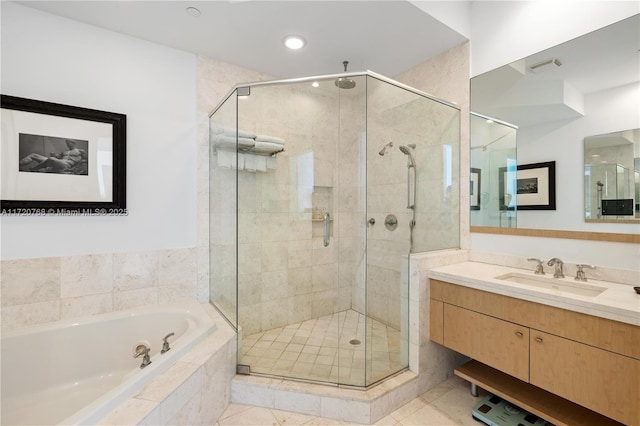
[428,261,640,326]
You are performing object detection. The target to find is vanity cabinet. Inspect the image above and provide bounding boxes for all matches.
[430,279,639,425]
[443,304,529,381]
[530,330,639,425]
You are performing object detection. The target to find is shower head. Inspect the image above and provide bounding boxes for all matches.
[378,141,394,156]
[597,181,604,187]
[335,61,356,89]
[399,145,416,168]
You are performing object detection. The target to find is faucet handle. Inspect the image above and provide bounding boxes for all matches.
[575,264,596,282]
[161,332,175,354]
[527,258,545,275]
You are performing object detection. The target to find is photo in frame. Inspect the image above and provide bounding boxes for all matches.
[1,95,126,214]
[499,161,556,211]
[470,168,481,210]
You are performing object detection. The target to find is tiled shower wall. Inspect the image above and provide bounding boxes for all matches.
[0,248,203,331]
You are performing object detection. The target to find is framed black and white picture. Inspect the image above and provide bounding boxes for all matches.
[470,168,481,210]
[1,95,126,214]
[499,161,556,211]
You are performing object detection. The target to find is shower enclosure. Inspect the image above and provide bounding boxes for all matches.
[209,71,460,388]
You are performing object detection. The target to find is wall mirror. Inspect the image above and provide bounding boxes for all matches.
[584,129,640,222]
[470,112,517,228]
[470,14,640,239]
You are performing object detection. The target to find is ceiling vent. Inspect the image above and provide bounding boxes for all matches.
[529,58,562,73]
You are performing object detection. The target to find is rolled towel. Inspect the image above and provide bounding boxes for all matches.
[213,134,255,150]
[251,141,285,155]
[255,135,285,145]
[211,125,256,140]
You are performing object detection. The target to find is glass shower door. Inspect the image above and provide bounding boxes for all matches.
[233,76,370,386]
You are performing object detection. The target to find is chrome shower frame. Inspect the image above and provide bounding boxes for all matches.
[209,70,459,117]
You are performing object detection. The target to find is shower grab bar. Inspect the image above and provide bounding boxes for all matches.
[323,213,331,247]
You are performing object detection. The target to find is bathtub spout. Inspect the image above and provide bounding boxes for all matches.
[134,343,152,368]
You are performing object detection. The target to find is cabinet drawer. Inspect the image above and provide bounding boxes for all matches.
[443,304,529,382]
[530,330,639,425]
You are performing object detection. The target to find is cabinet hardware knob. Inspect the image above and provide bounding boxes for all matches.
[515,331,523,337]
[535,337,543,343]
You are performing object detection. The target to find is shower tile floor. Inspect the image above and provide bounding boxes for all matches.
[239,310,405,385]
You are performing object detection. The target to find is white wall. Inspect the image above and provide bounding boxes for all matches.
[1,3,198,260]
[410,1,472,39]
[470,1,640,77]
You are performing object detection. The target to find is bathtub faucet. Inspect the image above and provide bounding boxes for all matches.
[134,343,152,369]
[161,332,175,354]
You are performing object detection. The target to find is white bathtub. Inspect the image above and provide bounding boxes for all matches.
[1,300,216,425]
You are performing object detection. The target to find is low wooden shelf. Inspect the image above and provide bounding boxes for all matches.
[454,360,624,426]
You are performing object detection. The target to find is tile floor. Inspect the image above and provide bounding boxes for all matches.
[217,376,486,425]
[240,310,405,386]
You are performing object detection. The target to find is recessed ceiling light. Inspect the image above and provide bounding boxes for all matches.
[312,82,319,88]
[486,119,494,124]
[186,7,201,17]
[283,35,306,50]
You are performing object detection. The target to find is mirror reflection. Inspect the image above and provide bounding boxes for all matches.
[584,129,640,221]
[470,14,639,233]
[470,113,517,227]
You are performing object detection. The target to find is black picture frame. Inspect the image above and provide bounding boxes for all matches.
[470,168,481,210]
[1,95,126,214]
[499,161,556,211]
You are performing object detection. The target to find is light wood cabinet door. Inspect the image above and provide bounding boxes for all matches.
[530,330,639,425]
[429,299,444,345]
[443,304,529,382]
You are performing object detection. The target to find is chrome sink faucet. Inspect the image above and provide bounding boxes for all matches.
[547,258,564,278]
[527,258,545,275]
[575,264,596,282]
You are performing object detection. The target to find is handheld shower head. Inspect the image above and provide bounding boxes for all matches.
[399,145,416,168]
[378,141,394,156]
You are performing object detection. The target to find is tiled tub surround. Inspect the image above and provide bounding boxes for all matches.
[0,247,205,332]
[2,300,216,425]
[98,303,236,425]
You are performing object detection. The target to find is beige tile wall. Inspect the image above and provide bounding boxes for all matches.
[0,248,202,331]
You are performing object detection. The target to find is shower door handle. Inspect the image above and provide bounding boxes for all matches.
[323,213,331,247]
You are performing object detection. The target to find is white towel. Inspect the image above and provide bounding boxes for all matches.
[236,154,246,170]
[211,125,256,140]
[217,150,235,169]
[244,154,257,172]
[213,134,255,150]
[255,135,285,145]
[255,156,267,172]
[267,157,277,170]
[251,141,285,155]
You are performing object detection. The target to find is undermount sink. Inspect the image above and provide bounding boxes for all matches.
[495,272,607,297]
